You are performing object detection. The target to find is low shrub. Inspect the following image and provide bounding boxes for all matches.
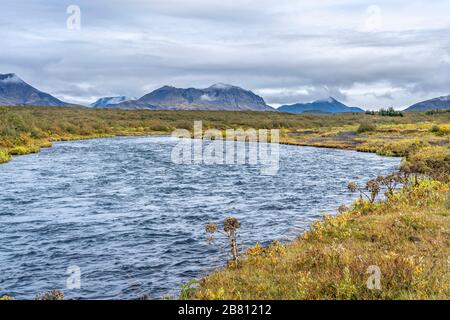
[8,145,40,156]
[35,290,64,300]
[430,125,440,133]
[401,146,450,182]
[356,139,428,157]
[357,122,377,133]
[0,149,11,163]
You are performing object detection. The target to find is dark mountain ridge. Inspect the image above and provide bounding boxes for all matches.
[404,95,450,112]
[110,83,274,111]
[0,73,70,107]
[278,97,364,114]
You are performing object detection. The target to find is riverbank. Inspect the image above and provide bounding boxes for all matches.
[1,106,449,164]
[192,178,450,299]
[189,129,449,299]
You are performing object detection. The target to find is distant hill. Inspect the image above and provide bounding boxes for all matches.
[278,97,364,114]
[404,95,450,112]
[0,73,70,107]
[91,96,136,108]
[110,83,274,111]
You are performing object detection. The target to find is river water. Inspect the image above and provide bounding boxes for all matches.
[0,136,400,299]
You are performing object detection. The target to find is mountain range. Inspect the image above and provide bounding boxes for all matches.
[404,95,450,112]
[278,97,364,114]
[106,83,274,111]
[2,73,450,113]
[0,73,70,107]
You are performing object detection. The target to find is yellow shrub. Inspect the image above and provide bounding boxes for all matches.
[0,149,11,163]
[357,139,428,157]
[8,145,41,156]
[401,146,450,181]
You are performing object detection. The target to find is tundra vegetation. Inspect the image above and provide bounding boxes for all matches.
[190,140,449,300]
[0,106,448,300]
[193,162,449,299]
[0,106,449,162]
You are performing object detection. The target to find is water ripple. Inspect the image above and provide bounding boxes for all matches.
[0,136,399,299]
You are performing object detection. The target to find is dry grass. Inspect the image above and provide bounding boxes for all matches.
[193,180,450,300]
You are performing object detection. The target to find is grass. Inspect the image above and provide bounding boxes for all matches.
[192,179,450,300]
[0,149,11,163]
[356,138,427,156]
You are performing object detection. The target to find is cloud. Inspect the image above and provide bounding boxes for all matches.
[1,0,450,109]
[0,74,25,84]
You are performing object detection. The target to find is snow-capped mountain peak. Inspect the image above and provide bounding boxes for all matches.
[0,73,25,84]
[90,96,137,108]
[208,83,236,90]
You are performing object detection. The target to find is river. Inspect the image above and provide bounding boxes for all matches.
[0,136,400,299]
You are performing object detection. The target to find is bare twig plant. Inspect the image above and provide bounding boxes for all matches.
[206,217,241,264]
[348,172,406,203]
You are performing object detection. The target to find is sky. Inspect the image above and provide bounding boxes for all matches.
[1,0,450,109]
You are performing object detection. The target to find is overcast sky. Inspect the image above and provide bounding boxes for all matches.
[1,0,450,109]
